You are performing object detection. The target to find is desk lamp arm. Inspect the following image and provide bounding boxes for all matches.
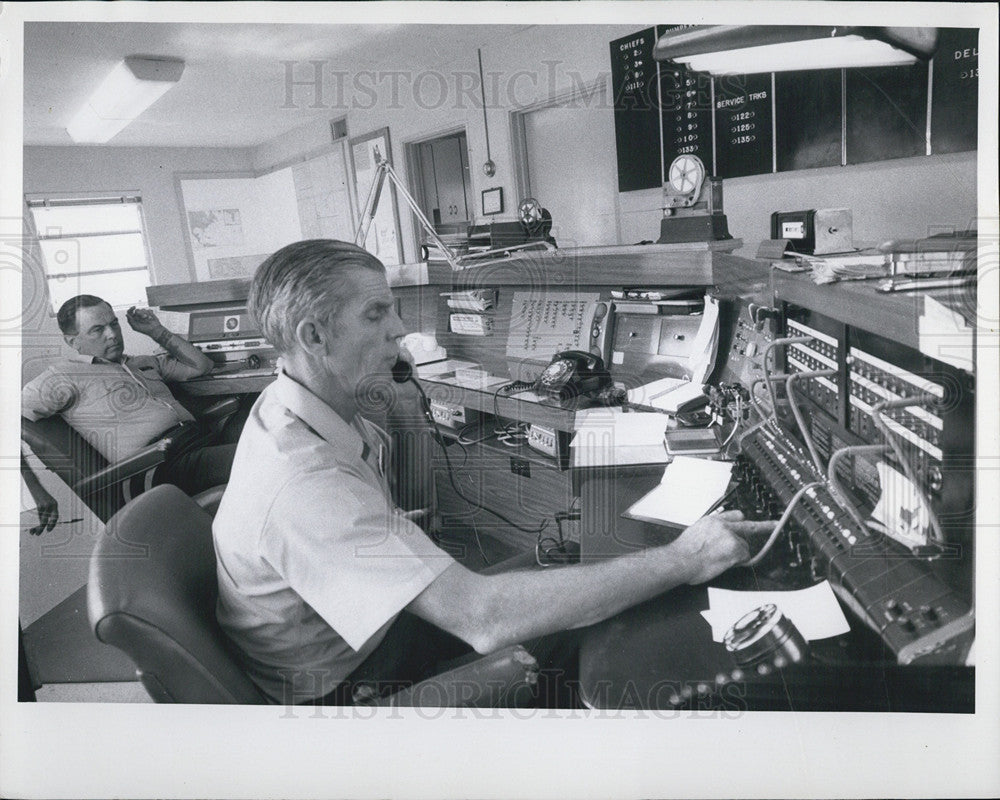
[354,148,462,271]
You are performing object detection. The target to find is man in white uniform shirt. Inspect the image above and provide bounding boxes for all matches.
[213,239,772,706]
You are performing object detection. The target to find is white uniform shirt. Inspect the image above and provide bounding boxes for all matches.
[212,371,452,703]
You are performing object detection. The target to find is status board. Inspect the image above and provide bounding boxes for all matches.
[611,27,979,191]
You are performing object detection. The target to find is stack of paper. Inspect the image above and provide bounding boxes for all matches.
[796,251,889,284]
[700,583,851,643]
[622,456,732,526]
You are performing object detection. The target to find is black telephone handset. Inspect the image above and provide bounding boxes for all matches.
[392,357,413,384]
[535,350,612,403]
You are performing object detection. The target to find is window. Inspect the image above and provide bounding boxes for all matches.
[26,194,153,312]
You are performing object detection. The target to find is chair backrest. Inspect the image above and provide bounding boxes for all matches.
[87,484,267,704]
[22,415,123,520]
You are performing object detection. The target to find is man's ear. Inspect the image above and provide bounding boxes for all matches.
[63,334,79,351]
[293,318,327,356]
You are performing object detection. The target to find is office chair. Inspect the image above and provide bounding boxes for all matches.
[21,396,239,523]
[87,485,542,707]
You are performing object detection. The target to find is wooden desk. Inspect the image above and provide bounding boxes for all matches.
[575,465,975,712]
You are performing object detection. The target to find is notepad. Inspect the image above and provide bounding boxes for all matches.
[622,456,733,527]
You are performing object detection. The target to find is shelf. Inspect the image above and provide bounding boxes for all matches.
[436,427,566,471]
[148,261,429,312]
[772,269,970,353]
[428,240,743,288]
[418,376,579,431]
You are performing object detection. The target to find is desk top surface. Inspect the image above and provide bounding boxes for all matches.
[575,466,975,713]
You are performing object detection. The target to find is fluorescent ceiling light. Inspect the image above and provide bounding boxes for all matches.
[654,26,938,75]
[66,57,185,144]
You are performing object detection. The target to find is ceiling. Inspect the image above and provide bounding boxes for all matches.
[23,21,534,148]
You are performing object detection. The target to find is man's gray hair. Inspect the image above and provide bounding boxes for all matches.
[248,239,385,354]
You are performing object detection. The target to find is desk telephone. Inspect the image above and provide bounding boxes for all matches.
[535,350,612,403]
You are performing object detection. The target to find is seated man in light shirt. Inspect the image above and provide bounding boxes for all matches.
[21,294,236,523]
[213,239,775,707]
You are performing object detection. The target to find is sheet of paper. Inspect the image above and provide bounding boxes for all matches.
[700,582,851,643]
[626,376,688,407]
[918,294,974,372]
[623,456,732,526]
[572,408,668,444]
[688,294,720,384]
[570,409,669,467]
[871,461,931,549]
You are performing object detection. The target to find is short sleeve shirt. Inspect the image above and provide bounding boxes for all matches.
[212,371,453,704]
[21,353,197,462]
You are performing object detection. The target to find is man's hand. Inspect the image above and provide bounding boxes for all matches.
[671,510,775,585]
[26,483,59,536]
[126,306,167,339]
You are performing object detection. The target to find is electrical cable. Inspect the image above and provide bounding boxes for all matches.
[410,376,549,535]
[456,422,497,446]
[469,515,491,567]
[762,336,811,416]
[784,369,837,473]
[720,395,742,448]
[745,481,825,567]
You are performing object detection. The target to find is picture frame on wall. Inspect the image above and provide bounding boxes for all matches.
[482,186,504,215]
[349,126,404,266]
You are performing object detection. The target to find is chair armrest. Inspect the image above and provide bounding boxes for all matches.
[72,440,170,497]
[376,644,539,708]
[192,485,226,517]
[197,397,240,423]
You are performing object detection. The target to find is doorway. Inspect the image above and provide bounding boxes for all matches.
[407,131,474,238]
[511,81,621,248]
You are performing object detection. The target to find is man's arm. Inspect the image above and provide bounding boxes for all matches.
[21,454,59,536]
[126,307,214,377]
[407,510,768,654]
[21,367,75,421]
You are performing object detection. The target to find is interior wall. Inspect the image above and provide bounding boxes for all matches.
[253,25,979,264]
[619,150,979,253]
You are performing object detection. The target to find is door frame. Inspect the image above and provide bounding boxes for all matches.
[508,78,609,205]
[403,125,469,256]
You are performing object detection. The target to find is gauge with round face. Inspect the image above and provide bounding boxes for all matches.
[668,154,706,196]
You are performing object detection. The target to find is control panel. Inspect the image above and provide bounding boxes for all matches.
[735,425,974,664]
[715,295,775,393]
[526,423,560,458]
[785,318,840,416]
[724,296,976,665]
[188,306,278,373]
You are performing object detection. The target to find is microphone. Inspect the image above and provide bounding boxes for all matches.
[392,357,413,384]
